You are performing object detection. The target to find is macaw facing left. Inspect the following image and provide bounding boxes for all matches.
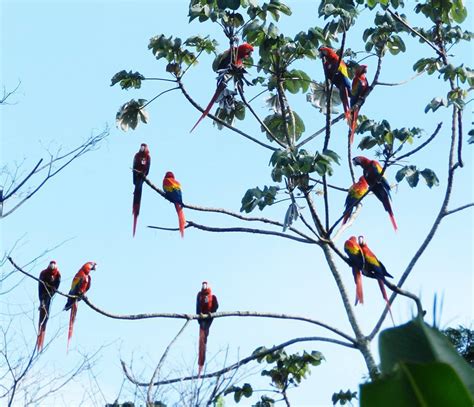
[319,46,352,123]
[342,176,369,225]
[358,236,394,324]
[190,42,254,133]
[196,281,219,376]
[353,156,398,231]
[64,261,96,351]
[132,143,151,237]
[163,171,186,237]
[37,260,61,352]
[344,237,364,305]
[350,65,369,144]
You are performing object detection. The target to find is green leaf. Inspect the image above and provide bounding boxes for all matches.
[420,168,439,188]
[425,97,448,113]
[379,318,474,396]
[115,99,149,131]
[242,383,253,398]
[110,70,145,89]
[450,0,467,23]
[361,362,473,407]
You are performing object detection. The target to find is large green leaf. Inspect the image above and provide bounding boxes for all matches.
[379,318,474,396]
[361,362,473,407]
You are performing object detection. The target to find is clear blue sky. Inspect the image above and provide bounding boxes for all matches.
[1,1,473,406]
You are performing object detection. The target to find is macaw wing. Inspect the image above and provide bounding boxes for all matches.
[54,273,61,291]
[68,275,86,297]
[196,293,202,314]
[211,295,219,313]
[144,155,151,176]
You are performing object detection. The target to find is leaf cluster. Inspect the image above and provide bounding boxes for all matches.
[363,11,407,55]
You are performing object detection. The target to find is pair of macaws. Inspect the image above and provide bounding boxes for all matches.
[132,143,186,237]
[344,236,394,323]
[37,260,96,352]
[319,47,369,143]
[342,156,398,231]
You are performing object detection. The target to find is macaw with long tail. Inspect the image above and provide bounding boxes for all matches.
[190,42,254,133]
[163,171,186,237]
[342,176,369,225]
[319,46,352,123]
[344,237,364,305]
[358,236,394,323]
[353,156,398,231]
[196,281,219,376]
[349,65,368,144]
[64,261,96,351]
[132,143,151,237]
[37,260,61,352]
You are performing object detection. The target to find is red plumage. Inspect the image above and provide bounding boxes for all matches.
[132,143,151,237]
[37,261,61,352]
[196,282,219,376]
[349,65,369,144]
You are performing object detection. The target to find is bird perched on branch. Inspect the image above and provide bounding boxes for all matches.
[190,42,254,132]
[163,171,186,237]
[132,143,151,237]
[353,156,398,231]
[319,46,352,123]
[64,261,96,351]
[350,64,369,144]
[344,237,364,305]
[342,176,369,225]
[196,281,219,376]
[37,260,61,352]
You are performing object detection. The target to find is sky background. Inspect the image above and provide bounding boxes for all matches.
[1,1,473,406]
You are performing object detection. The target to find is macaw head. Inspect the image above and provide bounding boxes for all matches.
[357,235,366,247]
[165,171,175,179]
[201,281,208,290]
[352,156,369,168]
[237,43,254,59]
[139,143,149,153]
[319,46,337,59]
[83,262,97,273]
[48,260,57,270]
[356,65,368,75]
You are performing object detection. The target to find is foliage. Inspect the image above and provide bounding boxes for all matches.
[443,326,474,367]
[332,389,358,405]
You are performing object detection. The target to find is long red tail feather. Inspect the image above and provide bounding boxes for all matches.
[37,303,49,352]
[353,269,364,305]
[389,212,398,231]
[198,326,209,376]
[349,108,359,144]
[190,86,223,133]
[378,279,395,325]
[132,184,143,237]
[175,203,185,238]
[67,303,77,352]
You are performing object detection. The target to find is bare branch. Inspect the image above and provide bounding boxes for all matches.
[395,123,443,162]
[443,203,474,217]
[124,335,354,387]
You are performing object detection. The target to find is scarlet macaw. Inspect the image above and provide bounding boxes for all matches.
[163,171,186,237]
[342,176,369,225]
[196,281,219,376]
[358,236,394,323]
[319,46,352,123]
[349,65,368,144]
[64,261,96,351]
[132,143,151,237]
[190,42,254,133]
[352,156,398,231]
[37,260,61,352]
[344,237,364,305]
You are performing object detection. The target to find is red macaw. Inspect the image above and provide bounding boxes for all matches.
[37,260,61,352]
[319,46,352,123]
[342,176,369,225]
[344,237,364,305]
[358,236,394,323]
[190,42,254,133]
[132,143,151,237]
[196,281,219,376]
[64,261,96,351]
[349,65,368,144]
[352,156,398,231]
[163,171,186,237]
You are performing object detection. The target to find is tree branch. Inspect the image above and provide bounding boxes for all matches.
[443,203,474,217]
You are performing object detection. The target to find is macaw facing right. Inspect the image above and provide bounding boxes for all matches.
[342,176,369,225]
[196,281,219,376]
[132,143,151,237]
[358,236,394,323]
[353,156,398,231]
[319,46,352,123]
[344,237,364,305]
[163,171,186,237]
[350,65,369,144]
[37,260,61,352]
[64,261,96,351]
[190,42,254,133]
